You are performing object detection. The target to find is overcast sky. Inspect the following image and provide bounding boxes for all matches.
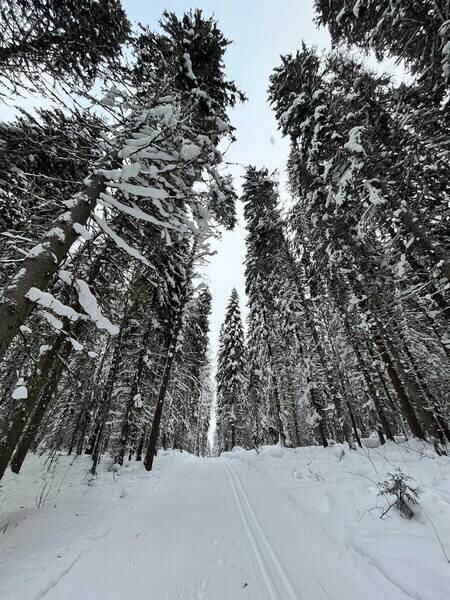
[123,0,331,357]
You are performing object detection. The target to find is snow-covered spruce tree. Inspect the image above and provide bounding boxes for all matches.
[166,287,212,455]
[270,47,449,291]
[0,232,126,478]
[0,108,104,287]
[142,239,201,471]
[288,198,399,446]
[85,234,186,473]
[243,167,289,446]
[216,289,247,452]
[314,2,450,247]
[19,234,215,474]
[68,223,199,472]
[269,46,449,445]
[314,0,450,101]
[0,0,131,96]
[242,167,337,448]
[0,10,241,478]
[0,8,240,362]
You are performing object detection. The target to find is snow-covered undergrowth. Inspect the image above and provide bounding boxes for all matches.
[224,441,450,599]
[0,442,449,600]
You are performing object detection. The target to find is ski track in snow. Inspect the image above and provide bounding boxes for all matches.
[1,444,450,600]
[222,460,301,600]
[33,547,92,600]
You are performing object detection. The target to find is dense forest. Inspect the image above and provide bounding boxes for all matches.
[0,0,448,485]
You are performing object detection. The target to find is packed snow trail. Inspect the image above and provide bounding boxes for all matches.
[223,461,300,600]
[1,443,450,599]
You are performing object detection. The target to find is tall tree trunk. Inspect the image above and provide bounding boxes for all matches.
[194,388,204,456]
[143,242,197,471]
[310,382,328,447]
[349,334,395,442]
[68,360,97,455]
[372,331,425,439]
[135,430,145,461]
[90,301,129,475]
[143,318,183,471]
[10,357,64,473]
[67,402,85,456]
[346,400,362,448]
[0,171,112,360]
[291,393,301,447]
[285,246,342,444]
[375,364,408,438]
[115,321,152,466]
[262,307,286,445]
[0,334,65,479]
[395,324,449,442]
[384,335,441,440]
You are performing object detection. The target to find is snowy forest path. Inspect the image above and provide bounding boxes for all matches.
[222,460,301,600]
[219,449,419,600]
[2,449,443,600]
[1,453,271,600]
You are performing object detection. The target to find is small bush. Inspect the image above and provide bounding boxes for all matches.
[378,469,421,519]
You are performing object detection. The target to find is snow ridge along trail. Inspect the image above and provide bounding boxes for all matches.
[222,460,301,600]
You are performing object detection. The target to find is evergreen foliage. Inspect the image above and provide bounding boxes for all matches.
[0,1,447,491]
[0,0,131,95]
[216,289,247,452]
[315,0,450,100]
[0,6,241,477]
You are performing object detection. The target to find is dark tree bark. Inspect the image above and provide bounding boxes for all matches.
[10,357,63,473]
[143,317,183,471]
[350,335,395,442]
[373,332,425,439]
[115,323,151,466]
[346,400,362,448]
[90,299,129,475]
[144,243,197,471]
[310,383,328,448]
[135,431,145,461]
[0,334,65,479]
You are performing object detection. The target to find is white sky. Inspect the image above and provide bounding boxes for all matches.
[123,0,331,358]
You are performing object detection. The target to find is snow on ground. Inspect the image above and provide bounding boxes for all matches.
[0,442,449,600]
